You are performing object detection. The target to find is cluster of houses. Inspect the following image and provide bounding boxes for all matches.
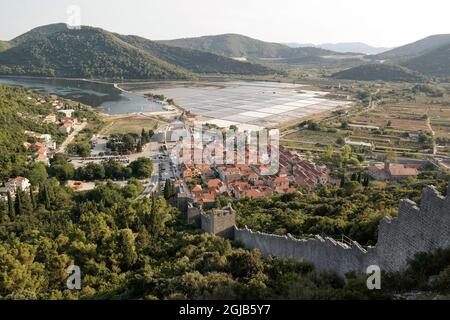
[23,130,57,166]
[278,146,329,188]
[368,162,419,181]
[0,176,31,202]
[174,141,330,207]
[33,96,77,134]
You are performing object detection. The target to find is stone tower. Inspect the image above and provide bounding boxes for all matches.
[200,203,236,239]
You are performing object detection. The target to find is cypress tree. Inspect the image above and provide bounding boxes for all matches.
[29,187,35,209]
[14,188,22,216]
[163,180,170,199]
[171,180,176,198]
[340,174,346,188]
[44,185,51,210]
[7,191,14,220]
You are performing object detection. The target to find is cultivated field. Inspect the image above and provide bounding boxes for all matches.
[100,115,159,135]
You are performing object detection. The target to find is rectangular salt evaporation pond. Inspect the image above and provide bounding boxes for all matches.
[149,81,347,128]
[240,111,272,118]
[222,115,259,123]
[258,107,289,114]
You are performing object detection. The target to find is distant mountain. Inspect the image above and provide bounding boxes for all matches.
[332,63,426,82]
[159,34,342,62]
[402,43,450,77]
[378,34,450,60]
[116,34,272,75]
[316,43,390,55]
[284,42,315,48]
[285,42,390,55]
[0,24,274,79]
[160,33,292,58]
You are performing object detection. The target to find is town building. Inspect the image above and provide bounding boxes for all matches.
[368,162,419,181]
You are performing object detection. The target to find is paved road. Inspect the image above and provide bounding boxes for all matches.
[56,122,87,153]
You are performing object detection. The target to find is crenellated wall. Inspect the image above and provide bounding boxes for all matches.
[234,228,375,274]
[232,183,450,274]
[375,185,450,272]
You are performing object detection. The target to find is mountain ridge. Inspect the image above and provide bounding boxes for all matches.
[0,24,274,79]
[332,63,427,82]
[285,42,391,55]
[159,33,338,60]
[378,34,450,60]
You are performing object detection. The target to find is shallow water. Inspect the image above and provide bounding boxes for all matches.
[0,76,164,114]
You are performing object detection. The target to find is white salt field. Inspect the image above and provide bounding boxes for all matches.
[151,81,350,129]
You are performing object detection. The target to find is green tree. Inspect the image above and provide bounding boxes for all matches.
[118,228,138,270]
[7,191,14,220]
[28,163,48,186]
[130,157,153,179]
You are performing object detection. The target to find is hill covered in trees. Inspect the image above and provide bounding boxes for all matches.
[378,34,450,61]
[373,34,450,78]
[402,43,450,77]
[160,33,348,62]
[0,85,64,180]
[116,34,273,75]
[332,63,427,82]
[1,172,449,299]
[0,24,273,79]
[0,41,11,52]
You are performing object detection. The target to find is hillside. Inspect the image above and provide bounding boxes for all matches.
[316,42,391,55]
[160,33,291,58]
[332,63,426,82]
[159,33,337,61]
[117,34,273,75]
[10,23,69,45]
[402,43,450,77]
[286,42,391,55]
[0,27,190,79]
[0,85,63,180]
[378,34,450,60]
[0,41,11,52]
[0,24,274,79]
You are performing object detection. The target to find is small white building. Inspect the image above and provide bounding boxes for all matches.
[43,113,57,124]
[5,176,31,192]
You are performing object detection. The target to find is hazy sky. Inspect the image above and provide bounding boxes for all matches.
[1,0,449,47]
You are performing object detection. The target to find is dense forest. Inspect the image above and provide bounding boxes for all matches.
[1,177,449,299]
